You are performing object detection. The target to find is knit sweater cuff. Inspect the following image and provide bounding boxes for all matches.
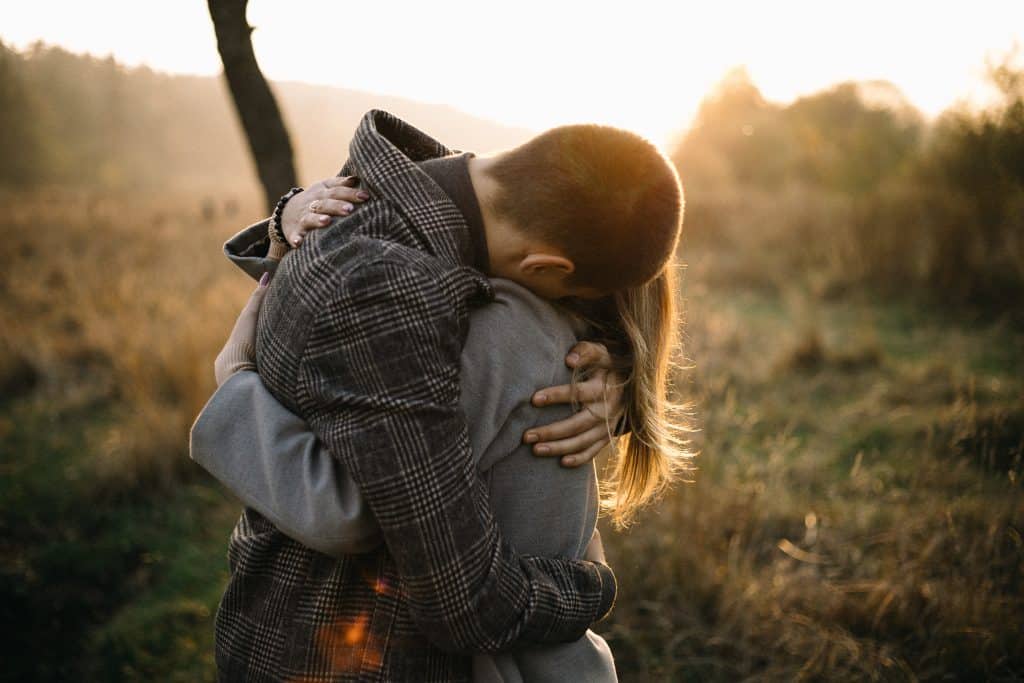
[214,342,256,387]
[268,241,289,261]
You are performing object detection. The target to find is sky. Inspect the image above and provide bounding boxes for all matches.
[2,1,1022,147]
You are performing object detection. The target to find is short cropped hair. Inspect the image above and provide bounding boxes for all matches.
[485,124,683,293]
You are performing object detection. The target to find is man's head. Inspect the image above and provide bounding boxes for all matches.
[471,124,683,299]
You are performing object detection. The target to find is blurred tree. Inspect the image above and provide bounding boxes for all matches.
[208,0,296,210]
[0,42,255,191]
[672,57,1023,308]
[913,51,1024,300]
[674,68,791,193]
[676,69,922,197]
[0,42,43,184]
[787,81,922,193]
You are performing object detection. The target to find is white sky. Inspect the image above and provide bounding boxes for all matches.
[1,1,1021,146]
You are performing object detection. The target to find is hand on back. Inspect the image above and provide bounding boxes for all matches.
[525,341,626,468]
[281,175,370,247]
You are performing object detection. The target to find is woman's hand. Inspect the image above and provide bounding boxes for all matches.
[280,175,370,247]
[213,273,270,386]
[523,341,627,468]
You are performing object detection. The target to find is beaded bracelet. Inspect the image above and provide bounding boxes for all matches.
[269,187,304,245]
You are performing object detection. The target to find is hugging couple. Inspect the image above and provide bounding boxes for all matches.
[190,109,685,682]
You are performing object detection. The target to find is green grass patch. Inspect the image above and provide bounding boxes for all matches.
[0,399,236,682]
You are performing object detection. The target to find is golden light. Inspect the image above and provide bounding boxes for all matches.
[1,0,1021,147]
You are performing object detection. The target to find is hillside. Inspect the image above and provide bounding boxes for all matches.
[0,41,534,193]
[276,81,535,182]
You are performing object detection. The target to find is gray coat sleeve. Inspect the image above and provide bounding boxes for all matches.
[189,371,382,555]
[188,222,380,557]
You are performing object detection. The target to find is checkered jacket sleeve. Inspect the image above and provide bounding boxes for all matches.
[295,244,616,654]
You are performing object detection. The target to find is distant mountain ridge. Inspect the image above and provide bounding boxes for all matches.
[275,81,536,182]
[0,41,535,192]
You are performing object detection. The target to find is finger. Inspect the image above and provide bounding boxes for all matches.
[245,272,270,301]
[566,341,613,370]
[524,410,600,445]
[310,198,355,216]
[300,212,332,232]
[561,438,609,468]
[533,373,608,407]
[324,175,359,188]
[326,186,370,203]
[241,279,269,313]
[532,424,608,457]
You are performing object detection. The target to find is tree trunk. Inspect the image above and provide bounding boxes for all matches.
[208,0,297,211]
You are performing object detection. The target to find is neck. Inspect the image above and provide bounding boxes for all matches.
[466,155,529,279]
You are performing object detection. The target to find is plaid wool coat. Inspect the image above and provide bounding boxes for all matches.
[213,110,616,682]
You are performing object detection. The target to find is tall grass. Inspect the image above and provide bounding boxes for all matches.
[1,187,259,494]
[601,297,1023,678]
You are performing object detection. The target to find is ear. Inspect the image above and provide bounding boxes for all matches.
[519,253,576,275]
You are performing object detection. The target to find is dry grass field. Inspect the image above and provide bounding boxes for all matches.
[1,188,1021,681]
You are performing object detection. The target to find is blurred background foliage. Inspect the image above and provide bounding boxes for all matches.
[0,40,1021,681]
[676,62,1024,308]
[0,41,532,192]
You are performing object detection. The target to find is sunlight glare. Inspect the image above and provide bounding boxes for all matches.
[2,0,1021,146]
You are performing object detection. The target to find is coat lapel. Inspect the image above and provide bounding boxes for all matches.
[348,110,473,268]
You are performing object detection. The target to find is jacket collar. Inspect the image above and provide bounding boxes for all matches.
[347,110,475,268]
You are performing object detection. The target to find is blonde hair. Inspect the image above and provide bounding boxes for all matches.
[570,261,693,527]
